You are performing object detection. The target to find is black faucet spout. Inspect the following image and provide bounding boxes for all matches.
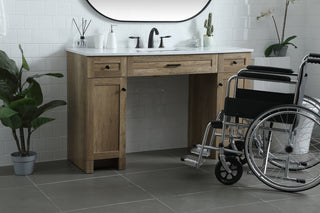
[148,27,159,48]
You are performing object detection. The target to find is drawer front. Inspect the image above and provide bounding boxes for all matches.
[127,55,217,77]
[88,57,126,78]
[219,53,251,73]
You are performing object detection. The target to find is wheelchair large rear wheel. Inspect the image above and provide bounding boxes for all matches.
[245,105,320,192]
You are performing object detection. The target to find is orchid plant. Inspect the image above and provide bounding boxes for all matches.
[257,0,297,57]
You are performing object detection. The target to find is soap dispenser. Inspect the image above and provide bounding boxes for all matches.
[106,25,117,49]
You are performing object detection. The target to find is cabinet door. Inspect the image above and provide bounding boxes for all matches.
[87,78,127,161]
[216,72,237,115]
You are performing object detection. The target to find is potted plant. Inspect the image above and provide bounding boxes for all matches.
[0,45,66,175]
[203,12,214,47]
[257,0,297,57]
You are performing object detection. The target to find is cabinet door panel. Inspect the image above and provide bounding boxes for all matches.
[87,78,126,159]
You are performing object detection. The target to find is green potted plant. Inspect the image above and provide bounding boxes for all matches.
[257,0,297,57]
[203,12,214,47]
[0,45,66,175]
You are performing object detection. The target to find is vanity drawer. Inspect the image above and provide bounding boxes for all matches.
[127,54,217,77]
[219,53,250,73]
[88,57,127,78]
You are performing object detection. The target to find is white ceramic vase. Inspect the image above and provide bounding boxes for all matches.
[203,36,214,47]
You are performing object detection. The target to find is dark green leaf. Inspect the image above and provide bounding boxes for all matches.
[19,44,30,71]
[0,50,19,78]
[24,78,43,106]
[273,44,284,51]
[0,81,14,103]
[0,68,19,94]
[1,114,22,129]
[9,98,38,125]
[27,73,64,80]
[0,106,18,119]
[31,117,55,130]
[286,42,298,48]
[32,100,66,119]
[265,44,278,57]
[282,35,297,45]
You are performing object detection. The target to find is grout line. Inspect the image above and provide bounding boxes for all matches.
[115,170,178,213]
[63,198,156,213]
[118,166,186,175]
[189,200,268,213]
[36,173,120,186]
[26,176,64,213]
[267,201,287,213]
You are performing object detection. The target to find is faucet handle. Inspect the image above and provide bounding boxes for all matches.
[129,36,141,48]
[159,36,171,48]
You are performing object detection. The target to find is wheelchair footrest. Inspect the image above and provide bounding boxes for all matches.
[181,155,204,168]
[191,145,211,157]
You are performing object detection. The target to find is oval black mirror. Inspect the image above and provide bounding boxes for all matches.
[86,0,212,22]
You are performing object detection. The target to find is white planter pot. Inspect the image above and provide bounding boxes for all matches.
[11,151,37,175]
[203,36,214,47]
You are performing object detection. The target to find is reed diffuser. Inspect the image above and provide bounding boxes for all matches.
[72,18,91,48]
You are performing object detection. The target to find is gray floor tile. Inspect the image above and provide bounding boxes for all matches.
[158,186,261,213]
[238,184,303,201]
[69,199,174,213]
[28,160,117,185]
[124,166,221,196]
[0,175,33,189]
[119,150,183,174]
[1,149,320,213]
[269,194,320,213]
[166,148,191,158]
[38,175,152,211]
[0,186,60,213]
[0,165,15,176]
[198,202,281,213]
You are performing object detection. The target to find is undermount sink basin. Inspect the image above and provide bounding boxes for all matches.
[136,48,178,53]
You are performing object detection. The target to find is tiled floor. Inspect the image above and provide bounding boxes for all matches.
[1,148,320,213]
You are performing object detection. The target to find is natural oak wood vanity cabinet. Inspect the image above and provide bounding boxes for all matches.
[67,50,251,173]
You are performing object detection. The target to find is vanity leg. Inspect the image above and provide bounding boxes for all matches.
[84,160,94,174]
[118,158,126,170]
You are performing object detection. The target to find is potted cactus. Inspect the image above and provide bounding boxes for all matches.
[203,12,214,47]
[0,45,66,175]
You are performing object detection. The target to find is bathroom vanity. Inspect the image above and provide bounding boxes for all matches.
[66,47,252,173]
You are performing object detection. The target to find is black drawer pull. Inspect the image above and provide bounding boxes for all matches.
[232,61,238,65]
[121,88,127,92]
[166,64,181,68]
[218,83,223,86]
[105,65,111,69]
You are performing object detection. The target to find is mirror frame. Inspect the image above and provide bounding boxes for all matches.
[86,0,212,23]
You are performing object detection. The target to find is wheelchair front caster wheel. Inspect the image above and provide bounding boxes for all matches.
[215,157,243,185]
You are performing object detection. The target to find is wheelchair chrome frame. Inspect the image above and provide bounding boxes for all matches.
[183,53,320,191]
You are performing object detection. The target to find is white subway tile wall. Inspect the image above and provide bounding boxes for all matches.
[305,0,320,98]
[0,0,317,166]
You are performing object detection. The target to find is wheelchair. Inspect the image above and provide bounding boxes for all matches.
[182,53,320,192]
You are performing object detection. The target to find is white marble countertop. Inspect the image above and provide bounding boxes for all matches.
[66,46,254,56]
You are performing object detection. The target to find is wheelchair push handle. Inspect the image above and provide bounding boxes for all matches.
[307,58,320,64]
[309,53,320,58]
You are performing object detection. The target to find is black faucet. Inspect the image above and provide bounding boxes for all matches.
[148,27,159,48]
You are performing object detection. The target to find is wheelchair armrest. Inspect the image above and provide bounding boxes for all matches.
[238,70,292,82]
[246,65,294,74]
